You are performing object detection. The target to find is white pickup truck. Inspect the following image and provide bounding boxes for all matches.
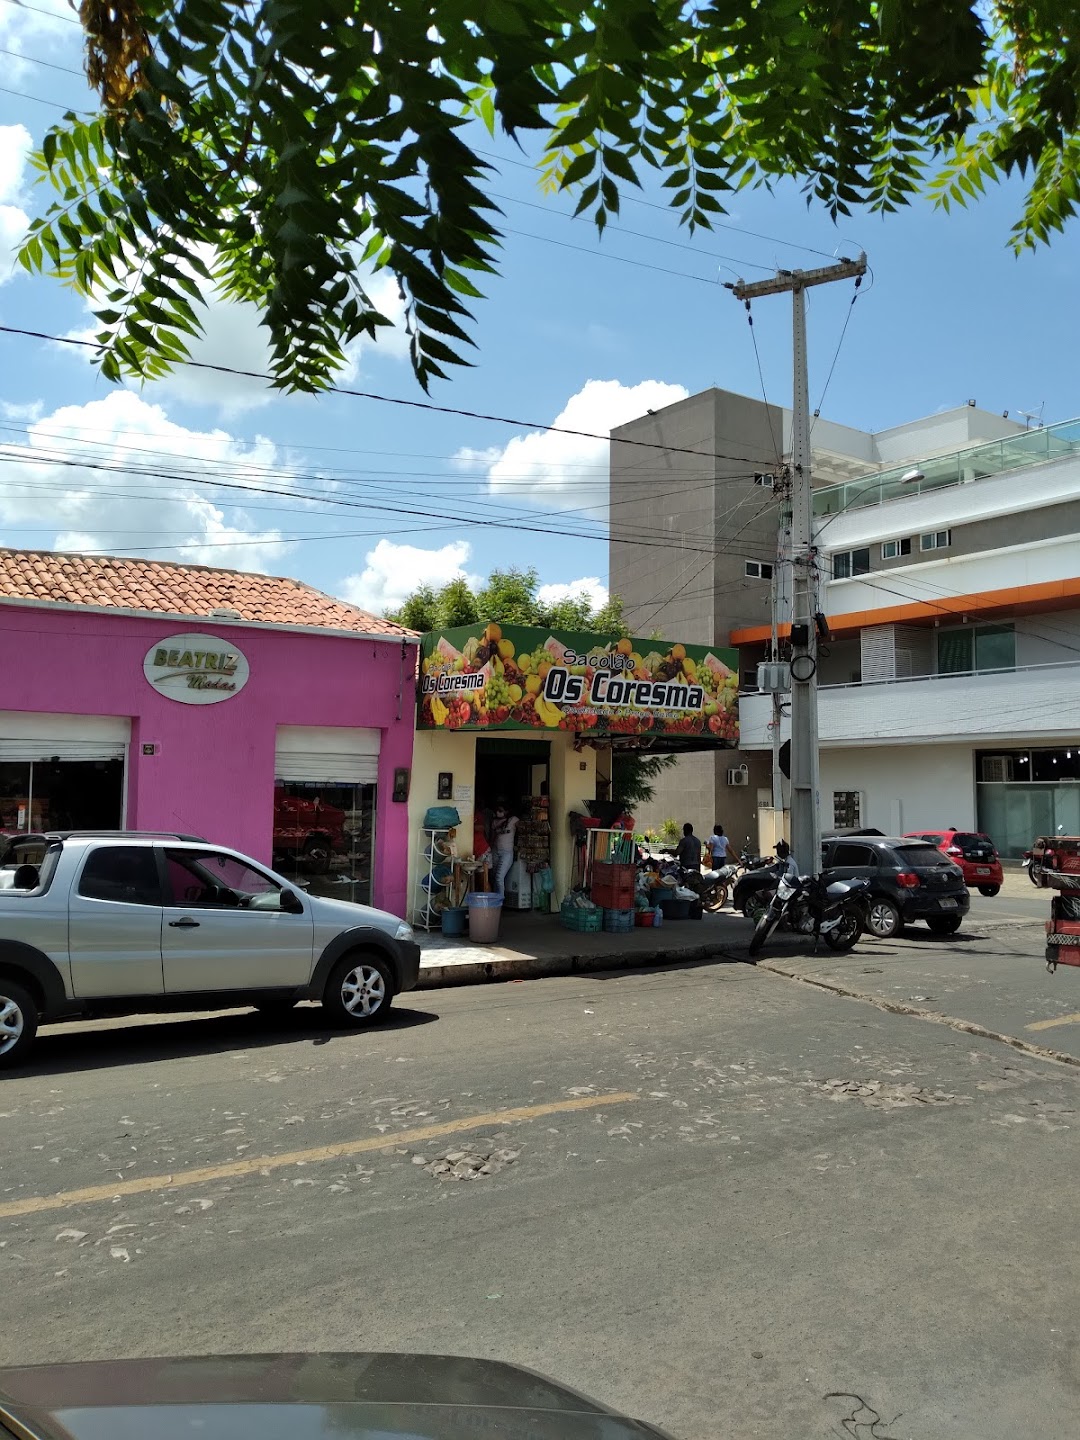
[0,831,420,1068]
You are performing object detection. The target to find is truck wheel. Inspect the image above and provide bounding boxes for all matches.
[322,953,393,1027]
[0,979,38,1070]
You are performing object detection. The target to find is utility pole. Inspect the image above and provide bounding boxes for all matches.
[732,256,867,874]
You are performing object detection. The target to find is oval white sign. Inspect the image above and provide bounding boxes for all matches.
[143,632,250,706]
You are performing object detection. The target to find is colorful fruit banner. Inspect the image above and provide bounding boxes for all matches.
[417,622,739,741]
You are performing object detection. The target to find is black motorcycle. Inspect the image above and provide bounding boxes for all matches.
[748,871,870,958]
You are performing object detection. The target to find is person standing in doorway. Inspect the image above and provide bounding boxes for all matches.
[674,822,702,874]
[490,799,519,896]
[706,824,733,869]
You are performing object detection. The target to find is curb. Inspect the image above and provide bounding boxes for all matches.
[415,939,742,989]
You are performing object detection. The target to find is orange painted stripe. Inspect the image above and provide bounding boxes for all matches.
[729,575,1080,646]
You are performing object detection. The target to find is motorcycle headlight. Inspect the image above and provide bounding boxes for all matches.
[394,921,414,942]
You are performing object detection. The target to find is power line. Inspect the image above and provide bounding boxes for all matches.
[0,81,87,110]
[490,190,775,275]
[0,45,82,75]
[0,0,80,23]
[0,324,778,468]
[810,274,864,432]
[475,147,844,263]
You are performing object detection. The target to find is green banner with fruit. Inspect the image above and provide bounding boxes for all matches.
[418,622,739,741]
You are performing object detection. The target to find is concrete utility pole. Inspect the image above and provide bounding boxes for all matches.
[732,256,867,874]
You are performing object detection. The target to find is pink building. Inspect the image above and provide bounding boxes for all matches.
[0,549,418,917]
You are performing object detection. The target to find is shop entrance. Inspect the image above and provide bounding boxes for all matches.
[475,738,550,816]
[475,738,551,911]
[0,758,124,833]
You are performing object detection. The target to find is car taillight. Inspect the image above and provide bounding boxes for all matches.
[896,872,920,888]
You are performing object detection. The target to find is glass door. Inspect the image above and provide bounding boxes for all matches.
[272,780,376,904]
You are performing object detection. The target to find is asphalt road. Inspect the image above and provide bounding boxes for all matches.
[3,927,1079,1440]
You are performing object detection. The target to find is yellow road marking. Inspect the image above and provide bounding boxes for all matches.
[0,1092,638,1221]
[1025,1011,1080,1033]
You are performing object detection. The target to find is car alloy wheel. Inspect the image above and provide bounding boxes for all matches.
[340,962,387,1019]
[0,993,24,1056]
[866,898,901,939]
[0,980,38,1068]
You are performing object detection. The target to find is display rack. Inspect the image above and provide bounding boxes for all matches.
[412,826,456,930]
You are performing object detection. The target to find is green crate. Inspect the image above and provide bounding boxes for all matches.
[560,903,602,933]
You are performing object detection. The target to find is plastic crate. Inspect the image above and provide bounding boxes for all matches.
[603,907,634,933]
[591,862,637,910]
[561,903,602,933]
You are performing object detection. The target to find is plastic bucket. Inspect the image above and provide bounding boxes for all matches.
[440,906,468,938]
[467,891,503,944]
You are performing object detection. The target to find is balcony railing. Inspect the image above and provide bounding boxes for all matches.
[812,417,1080,518]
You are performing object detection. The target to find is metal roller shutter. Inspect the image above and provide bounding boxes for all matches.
[274,726,380,786]
[0,711,129,763]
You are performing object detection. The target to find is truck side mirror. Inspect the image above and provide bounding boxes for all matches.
[280,888,304,914]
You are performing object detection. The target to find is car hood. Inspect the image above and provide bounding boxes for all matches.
[0,1353,671,1440]
[305,893,407,934]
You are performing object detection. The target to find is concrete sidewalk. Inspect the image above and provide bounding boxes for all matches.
[416,909,749,988]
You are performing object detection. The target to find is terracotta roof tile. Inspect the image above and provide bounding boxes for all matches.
[0,548,416,639]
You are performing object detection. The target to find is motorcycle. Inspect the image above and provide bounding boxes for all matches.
[1022,849,1039,886]
[748,871,871,958]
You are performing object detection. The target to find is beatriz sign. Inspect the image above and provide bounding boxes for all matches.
[143,632,251,705]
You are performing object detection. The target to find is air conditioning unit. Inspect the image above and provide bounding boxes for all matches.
[756,661,791,693]
[981,756,1014,783]
[727,764,749,787]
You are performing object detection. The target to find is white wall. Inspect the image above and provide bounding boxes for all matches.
[873,408,1024,464]
[1016,610,1080,666]
[824,534,1080,617]
[739,660,1080,749]
[820,744,976,835]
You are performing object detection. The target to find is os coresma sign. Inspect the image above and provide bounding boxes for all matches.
[143,632,250,705]
[418,621,738,741]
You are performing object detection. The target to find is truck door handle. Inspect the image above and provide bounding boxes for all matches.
[169,917,200,928]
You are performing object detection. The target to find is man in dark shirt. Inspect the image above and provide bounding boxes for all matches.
[674,822,702,873]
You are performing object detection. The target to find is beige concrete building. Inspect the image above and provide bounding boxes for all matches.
[608,388,1027,846]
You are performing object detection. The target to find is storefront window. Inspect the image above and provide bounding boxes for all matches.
[0,759,123,833]
[976,746,1080,856]
[272,781,375,904]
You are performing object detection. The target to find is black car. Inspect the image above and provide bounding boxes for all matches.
[0,1353,675,1440]
[821,834,970,938]
[733,861,784,919]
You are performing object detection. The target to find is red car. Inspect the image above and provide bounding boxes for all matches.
[904,828,1003,895]
[273,792,349,873]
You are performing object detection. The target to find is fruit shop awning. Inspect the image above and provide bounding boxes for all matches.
[417,621,739,748]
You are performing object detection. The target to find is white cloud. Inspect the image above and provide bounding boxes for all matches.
[339,538,479,614]
[459,378,689,516]
[537,577,609,611]
[0,389,289,570]
[0,0,79,85]
[451,444,503,472]
[0,124,32,285]
[65,253,411,415]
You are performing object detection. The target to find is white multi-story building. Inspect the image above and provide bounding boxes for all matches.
[734,417,1080,855]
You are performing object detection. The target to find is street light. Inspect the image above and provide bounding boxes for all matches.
[901,467,925,485]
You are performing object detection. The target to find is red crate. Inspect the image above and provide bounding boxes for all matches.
[590,862,636,910]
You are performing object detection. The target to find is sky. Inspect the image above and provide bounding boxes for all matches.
[0,0,1076,620]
